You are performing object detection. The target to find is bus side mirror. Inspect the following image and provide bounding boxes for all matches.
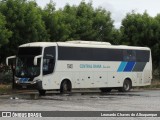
[34,55,42,66]
[6,56,16,66]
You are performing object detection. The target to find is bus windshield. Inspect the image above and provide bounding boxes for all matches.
[15,47,42,78]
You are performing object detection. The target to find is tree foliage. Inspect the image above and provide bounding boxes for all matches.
[121,12,155,46]
[121,12,160,73]
[0,13,12,47]
[0,0,49,60]
[42,1,114,42]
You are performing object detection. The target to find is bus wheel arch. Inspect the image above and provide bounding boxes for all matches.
[60,79,72,94]
[118,78,132,92]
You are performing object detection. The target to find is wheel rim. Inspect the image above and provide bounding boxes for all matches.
[124,82,130,91]
[63,83,68,92]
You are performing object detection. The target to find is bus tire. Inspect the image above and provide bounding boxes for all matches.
[100,88,112,93]
[60,80,72,94]
[118,79,132,92]
[39,90,46,96]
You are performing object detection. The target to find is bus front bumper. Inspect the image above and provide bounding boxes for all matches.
[14,81,43,90]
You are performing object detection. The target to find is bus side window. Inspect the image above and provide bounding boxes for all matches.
[123,50,136,61]
[43,47,55,75]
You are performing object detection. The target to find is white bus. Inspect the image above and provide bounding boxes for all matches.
[6,41,152,95]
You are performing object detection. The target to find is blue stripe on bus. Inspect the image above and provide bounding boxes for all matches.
[124,62,136,72]
[117,62,127,72]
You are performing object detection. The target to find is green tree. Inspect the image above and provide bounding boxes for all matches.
[42,2,79,41]
[0,13,12,47]
[42,1,114,42]
[41,1,57,41]
[110,28,122,45]
[0,0,49,60]
[153,14,160,73]
[72,1,114,42]
[121,12,156,46]
[121,11,160,75]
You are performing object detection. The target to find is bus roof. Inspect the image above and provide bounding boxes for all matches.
[19,41,150,51]
[19,42,57,47]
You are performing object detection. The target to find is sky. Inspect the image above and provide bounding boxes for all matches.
[36,0,160,28]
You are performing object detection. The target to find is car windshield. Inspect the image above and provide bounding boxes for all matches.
[15,47,42,78]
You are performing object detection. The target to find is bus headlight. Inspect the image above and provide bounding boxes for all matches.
[14,77,19,83]
[31,79,41,84]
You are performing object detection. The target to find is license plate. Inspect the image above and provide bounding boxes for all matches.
[20,78,29,83]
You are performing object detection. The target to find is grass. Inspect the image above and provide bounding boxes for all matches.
[150,80,160,88]
[151,80,160,88]
[0,84,12,95]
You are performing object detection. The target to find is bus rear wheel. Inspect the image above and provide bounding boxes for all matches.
[100,88,112,93]
[60,80,72,94]
[118,79,132,92]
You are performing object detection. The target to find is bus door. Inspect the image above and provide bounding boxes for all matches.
[42,46,56,89]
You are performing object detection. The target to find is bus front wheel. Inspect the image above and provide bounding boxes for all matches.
[118,79,132,92]
[60,80,72,94]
